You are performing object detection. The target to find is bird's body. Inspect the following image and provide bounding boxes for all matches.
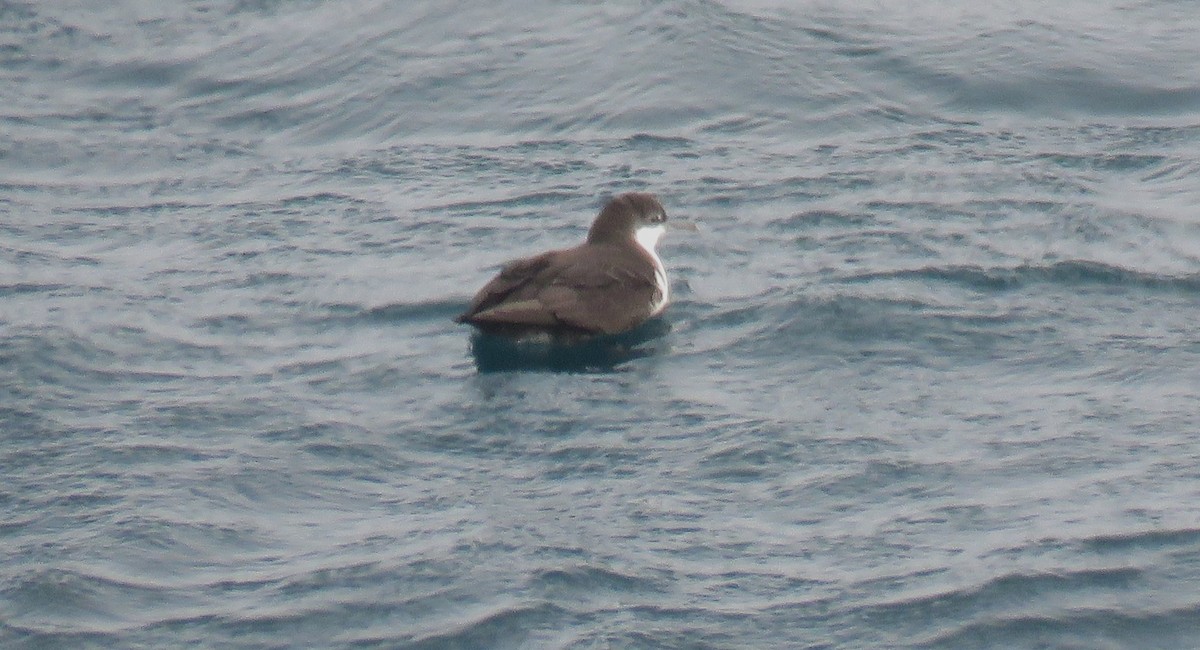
[456,193,673,339]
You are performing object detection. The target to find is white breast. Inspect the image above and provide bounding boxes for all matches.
[634,225,669,315]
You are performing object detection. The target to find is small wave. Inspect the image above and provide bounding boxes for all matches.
[360,299,464,324]
[1036,151,1169,174]
[851,565,1163,649]
[195,299,464,336]
[424,189,586,216]
[848,261,1200,293]
[622,132,696,148]
[924,603,1200,649]
[696,426,806,483]
[867,566,1145,618]
[404,600,566,649]
[0,281,69,297]
[1,565,197,636]
[947,73,1200,117]
[528,563,668,595]
[1,327,128,392]
[1078,527,1200,554]
[765,292,1025,363]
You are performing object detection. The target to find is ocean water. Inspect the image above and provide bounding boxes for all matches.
[3,0,1200,647]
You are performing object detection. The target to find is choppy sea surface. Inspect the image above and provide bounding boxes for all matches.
[4,1,1200,647]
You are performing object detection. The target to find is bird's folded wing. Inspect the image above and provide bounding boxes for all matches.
[541,263,659,335]
[458,246,660,335]
[455,253,555,323]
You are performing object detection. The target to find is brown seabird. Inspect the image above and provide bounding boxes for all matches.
[455,192,674,339]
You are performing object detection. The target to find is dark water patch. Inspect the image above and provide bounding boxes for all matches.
[952,75,1200,117]
[589,629,744,650]
[690,173,827,210]
[94,442,220,468]
[296,358,412,395]
[529,563,669,597]
[911,125,1019,151]
[852,565,1154,648]
[344,143,598,187]
[622,132,695,149]
[1142,159,1200,185]
[0,327,132,395]
[864,566,1145,621]
[0,4,98,72]
[269,354,357,381]
[697,432,801,483]
[404,601,567,650]
[271,560,386,599]
[611,605,753,647]
[424,189,585,216]
[221,100,318,137]
[812,459,957,503]
[0,282,69,297]
[863,103,923,125]
[99,513,275,564]
[764,293,1030,366]
[227,269,301,288]
[80,57,193,90]
[0,402,50,445]
[697,112,779,135]
[0,625,121,650]
[848,261,1200,294]
[187,597,498,650]
[1078,527,1200,554]
[259,419,362,445]
[1038,151,1169,173]
[965,196,1065,215]
[300,439,410,476]
[869,30,1200,118]
[861,199,974,221]
[835,43,888,58]
[274,191,363,208]
[540,438,650,480]
[143,391,278,438]
[359,299,464,325]
[774,208,875,230]
[924,603,1200,650]
[0,565,193,635]
[194,312,259,336]
[686,287,787,326]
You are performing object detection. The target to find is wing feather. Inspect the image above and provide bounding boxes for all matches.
[456,243,662,335]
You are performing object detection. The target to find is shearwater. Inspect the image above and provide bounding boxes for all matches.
[455,192,677,340]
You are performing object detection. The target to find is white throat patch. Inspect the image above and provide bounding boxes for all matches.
[634,224,669,314]
[634,224,665,254]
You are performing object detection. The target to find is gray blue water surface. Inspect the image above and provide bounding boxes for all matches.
[4,1,1200,648]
